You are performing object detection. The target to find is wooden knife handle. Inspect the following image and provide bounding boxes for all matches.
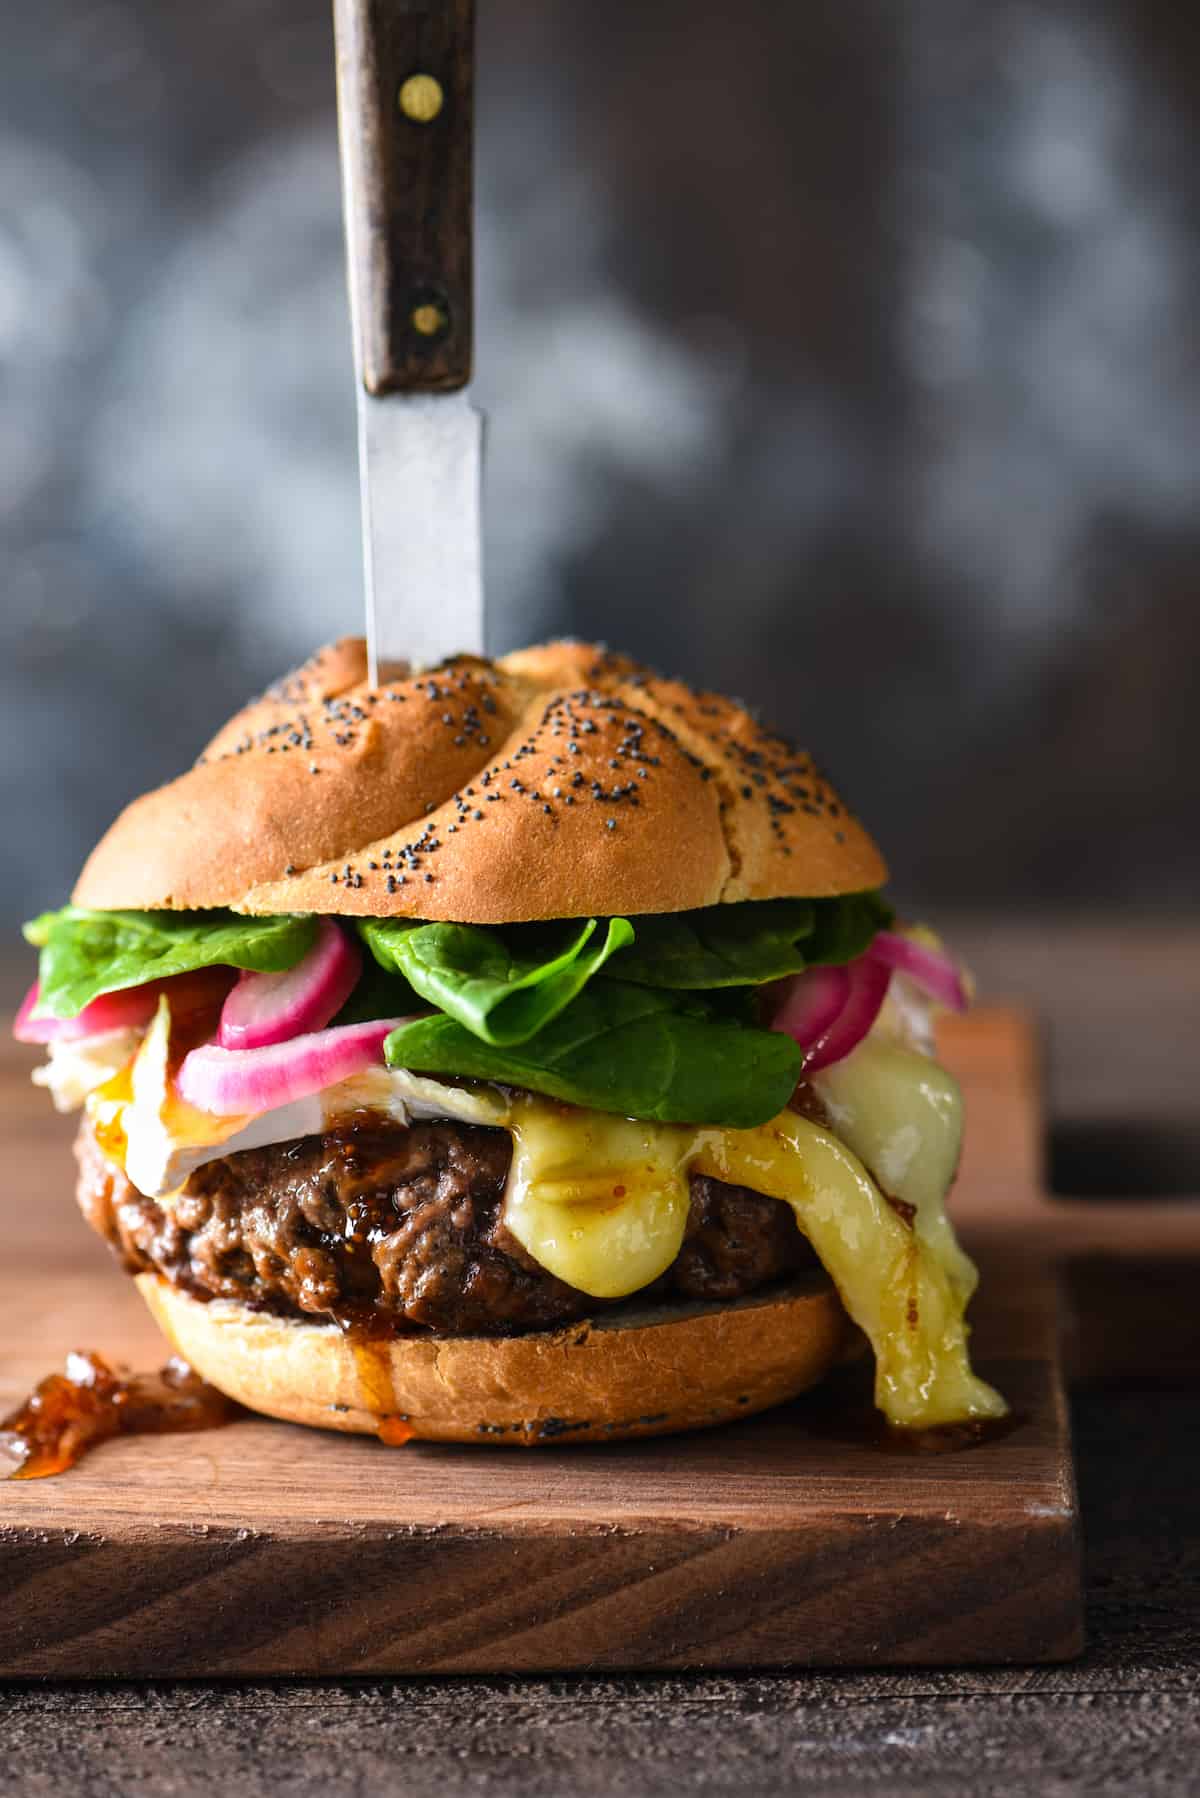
[334,0,474,395]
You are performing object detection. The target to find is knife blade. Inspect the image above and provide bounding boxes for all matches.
[354,389,483,681]
[334,0,483,681]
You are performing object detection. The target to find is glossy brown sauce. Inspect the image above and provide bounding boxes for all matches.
[347,1336,415,1446]
[377,1416,416,1446]
[0,1351,240,1481]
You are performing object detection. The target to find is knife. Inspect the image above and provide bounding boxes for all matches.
[333,0,483,682]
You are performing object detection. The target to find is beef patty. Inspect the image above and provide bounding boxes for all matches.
[75,1114,816,1337]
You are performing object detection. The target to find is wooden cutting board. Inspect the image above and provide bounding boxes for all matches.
[0,1009,1091,1674]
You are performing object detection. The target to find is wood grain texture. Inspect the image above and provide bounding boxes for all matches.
[0,1008,1084,1675]
[334,0,474,393]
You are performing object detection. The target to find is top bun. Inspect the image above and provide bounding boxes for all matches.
[72,639,887,922]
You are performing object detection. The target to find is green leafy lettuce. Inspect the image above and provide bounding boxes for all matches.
[331,961,419,1028]
[383,981,804,1128]
[609,893,891,989]
[800,891,894,968]
[359,916,634,1045]
[24,907,317,1020]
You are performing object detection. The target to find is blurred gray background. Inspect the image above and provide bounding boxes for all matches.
[2,0,1198,926]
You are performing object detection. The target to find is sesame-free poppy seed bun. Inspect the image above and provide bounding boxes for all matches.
[137,1271,853,1446]
[72,639,886,921]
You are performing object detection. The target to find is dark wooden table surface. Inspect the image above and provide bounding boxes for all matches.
[3,919,1199,1796]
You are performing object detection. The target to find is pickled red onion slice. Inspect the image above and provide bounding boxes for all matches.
[177,1018,415,1116]
[218,919,361,1050]
[766,966,850,1048]
[769,956,891,1075]
[13,980,160,1045]
[867,930,969,1013]
[798,956,892,1073]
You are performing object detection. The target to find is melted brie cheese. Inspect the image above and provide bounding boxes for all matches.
[811,1036,978,1302]
[688,1114,1002,1429]
[502,1036,1004,1431]
[504,1105,696,1297]
[31,1029,143,1113]
[86,998,511,1200]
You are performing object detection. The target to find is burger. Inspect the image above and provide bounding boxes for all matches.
[16,638,1005,1445]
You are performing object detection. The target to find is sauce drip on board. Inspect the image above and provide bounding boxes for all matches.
[0,1351,240,1481]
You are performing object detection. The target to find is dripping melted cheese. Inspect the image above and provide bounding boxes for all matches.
[502,1046,1005,1431]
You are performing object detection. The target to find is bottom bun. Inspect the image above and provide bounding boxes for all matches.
[137,1271,852,1446]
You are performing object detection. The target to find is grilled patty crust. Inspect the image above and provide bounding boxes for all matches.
[75,1114,816,1337]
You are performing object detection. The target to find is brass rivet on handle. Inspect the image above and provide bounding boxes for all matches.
[398,74,444,123]
[411,301,449,338]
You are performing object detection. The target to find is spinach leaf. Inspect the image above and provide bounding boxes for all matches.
[359,915,635,1046]
[610,892,891,988]
[610,898,816,988]
[802,891,894,967]
[25,907,317,1020]
[331,961,420,1027]
[384,980,802,1128]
